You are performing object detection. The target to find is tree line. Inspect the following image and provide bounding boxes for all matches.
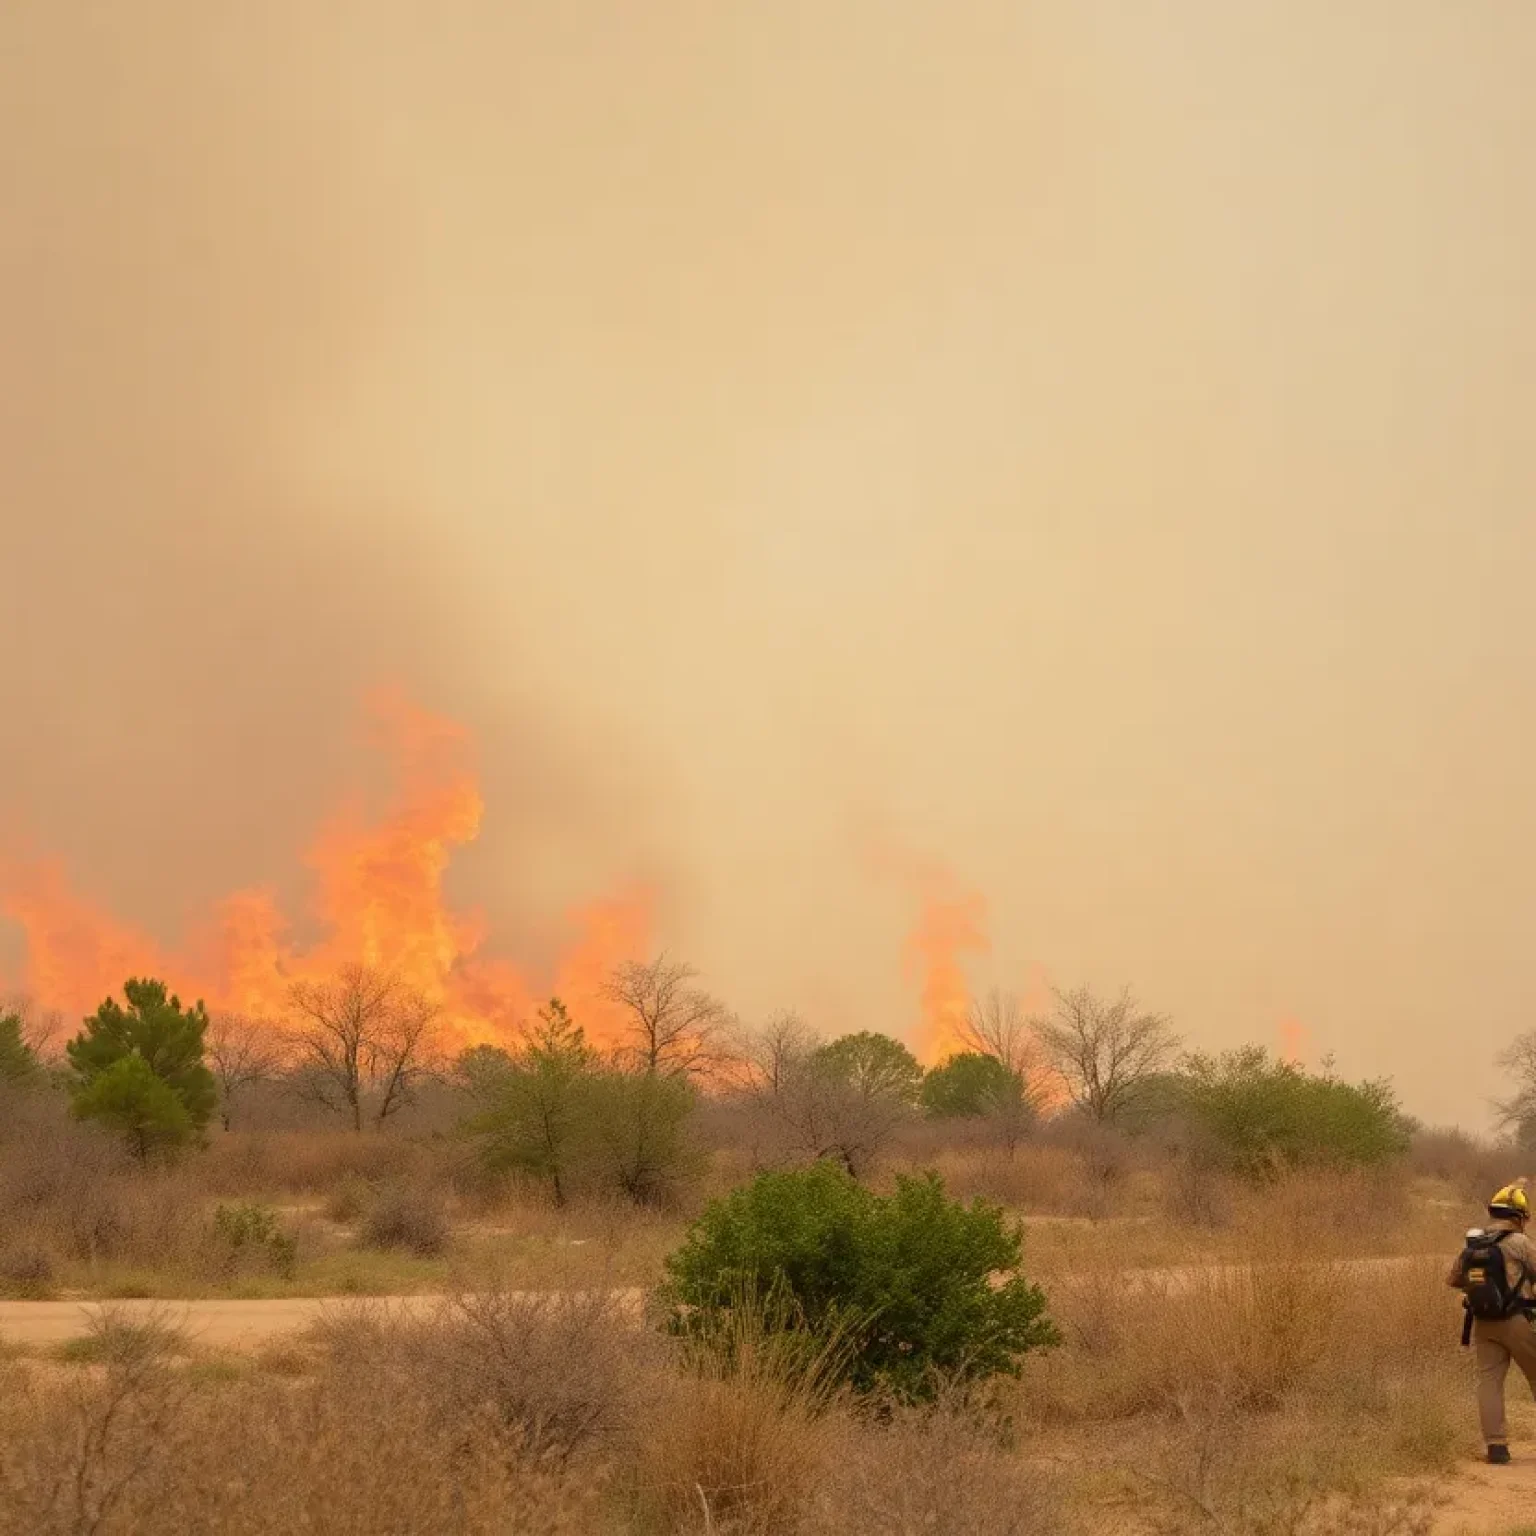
[2,955,1459,1201]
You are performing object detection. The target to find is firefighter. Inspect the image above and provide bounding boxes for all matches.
[1448,1183,1536,1463]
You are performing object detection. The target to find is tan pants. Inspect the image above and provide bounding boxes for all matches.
[1474,1315,1536,1445]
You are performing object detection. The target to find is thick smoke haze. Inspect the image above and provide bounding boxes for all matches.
[3,2,1533,1125]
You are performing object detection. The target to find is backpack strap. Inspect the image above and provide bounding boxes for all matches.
[1505,1236,1535,1318]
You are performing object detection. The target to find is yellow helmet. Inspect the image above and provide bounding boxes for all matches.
[1489,1183,1530,1221]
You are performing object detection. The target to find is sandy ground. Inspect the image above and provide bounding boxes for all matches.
[1430,1453,1536,1534]
[0,1255,1442,1348]
[0,1291,648,1348]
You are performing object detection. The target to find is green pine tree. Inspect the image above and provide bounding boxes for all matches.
[67,978,217,1156]
[0,1010,41,1087]
[71,1053,195,1161]
[471,998,596,1206]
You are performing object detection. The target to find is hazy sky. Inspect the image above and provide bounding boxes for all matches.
[3,2,1533,1127]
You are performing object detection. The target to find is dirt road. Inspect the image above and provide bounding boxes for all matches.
[0,1291,648,1349]
[0,1296,425,1348]
[0,1255,1445,1350]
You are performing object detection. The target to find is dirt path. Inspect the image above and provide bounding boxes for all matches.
[0,1291,648,1349]
[1429,1454,1536,1534]
[0,1254,1445,1349]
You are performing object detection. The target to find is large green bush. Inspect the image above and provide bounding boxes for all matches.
[661,1162,1057,1400]
[919,1051,1024,1119]
[1177,1047,1411,1179]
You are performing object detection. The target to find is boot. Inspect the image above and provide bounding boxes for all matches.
[1488,1443,1512,1465]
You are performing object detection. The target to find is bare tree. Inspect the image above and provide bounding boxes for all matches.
[961,988,1045,1080]
[740,1010,822,1096]
[1033,986,1179,1126]
[954,989,1048,1153]
[1496,1032,1536,1146]
[2,992,66,1064]
[205,1013,285,1131]
[289,965,441,1132]
[602,954,735,1078]
[743,1023,916,1178]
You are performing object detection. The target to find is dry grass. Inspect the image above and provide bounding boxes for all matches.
[629,1294,849,1533]
[1012,1242,1467,1535]
[0,1342,602,1536]
[52,1305,193,1366]
[806,1390,1058,1536]
[355,1181,453,1257]
[198,1128,439,1198]
[0,1242,1485,1536]
[312,1286,653,1462]
[0,1093,690,1297]
[1114,1401,1441,1535]
[0,1085,1510,1533]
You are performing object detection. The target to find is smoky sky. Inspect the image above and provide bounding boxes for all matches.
[3,1,1534,1127]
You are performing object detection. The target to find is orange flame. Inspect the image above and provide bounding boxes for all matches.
[903,874,989,1063]
[1278,1016,1309,1067]
[854,828,990,1063]
[0,691,651,1051]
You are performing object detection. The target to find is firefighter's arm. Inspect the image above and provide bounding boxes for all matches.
[1446,1260,1466,1290]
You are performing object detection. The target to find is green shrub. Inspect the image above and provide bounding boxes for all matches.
[810,1032,923,1105]
[210,1202,297,1280]
[1177,1047,1412,1180]
[468,1001,596,1206]
[462,999,701,1208]
[661,1163,1058,1401]
[586,1069,698,1207]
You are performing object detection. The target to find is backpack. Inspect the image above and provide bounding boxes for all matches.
[1455,1229,1530,1344]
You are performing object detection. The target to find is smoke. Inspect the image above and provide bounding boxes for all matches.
[0,3,672,995]
[1,691,652,1049]
[4,3,1536,1124]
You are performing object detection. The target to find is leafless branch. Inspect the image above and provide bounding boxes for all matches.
[601,953,736,1079]
[1496,1031,1536,1139]
[739,1023,913,1177]
[1033,986,1179,1126]
[204,1013,285,1131]
[961,988,1049,1083]
[288,965,442,1132]
[2,991,68,1063]
[739,1011,822,1098]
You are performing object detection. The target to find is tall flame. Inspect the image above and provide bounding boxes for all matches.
[854,827,991,1063]
[903,873,990,1063]
[1278,1016,1310,1067]
[0,691,652,1049]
